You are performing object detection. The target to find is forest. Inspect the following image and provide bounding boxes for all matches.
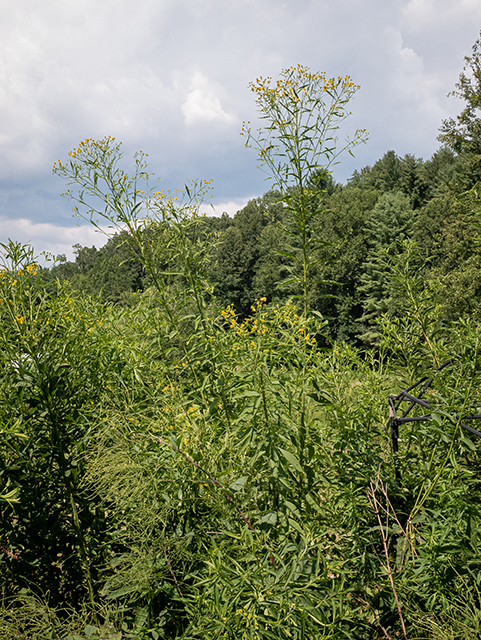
[1,37,481,640]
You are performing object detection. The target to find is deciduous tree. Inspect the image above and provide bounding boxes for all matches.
[438,31,481,155]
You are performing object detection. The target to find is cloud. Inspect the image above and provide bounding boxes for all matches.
[0,0,181,179]
[181,72,236,127]
[385,30,446,131]
[0,197,252,264]
[199,198,251,218]
[0,218,108,260]
[2,0,481,254]
[402,0,481,30]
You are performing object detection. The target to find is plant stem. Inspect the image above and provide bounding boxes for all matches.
[368,476,408,640]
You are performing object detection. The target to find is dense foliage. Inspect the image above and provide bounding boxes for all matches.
[2,50,481,639]
[50,141,481,344]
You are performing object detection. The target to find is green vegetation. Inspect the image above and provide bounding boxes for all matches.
[1,50,481,639]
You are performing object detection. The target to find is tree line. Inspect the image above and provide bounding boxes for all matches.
[49,143,481,345]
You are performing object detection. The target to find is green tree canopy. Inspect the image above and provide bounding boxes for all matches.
[358,191,415,343]
[438,31,481,155]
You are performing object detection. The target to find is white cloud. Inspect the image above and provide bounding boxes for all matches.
[403,0,481,30]
[199,198,251,218]
[0,0,180,178]
[390,34,445,123]
[0,218,108,260]
[1,0,481,252]
[181,72,236,127]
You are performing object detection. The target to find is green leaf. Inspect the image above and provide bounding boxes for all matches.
[134,606,149,629]
[234,390,261,398]
[396,536,407,569]
[278,448,302,473]
[0,480,20,504]
[259,511,277,526]
[432,412,443,427]
[105,584,138,600]
[287,517,304,535]
[460,434,477,450]
[305,492,322,514]
[229,476,248,492]
[284,500,301,517]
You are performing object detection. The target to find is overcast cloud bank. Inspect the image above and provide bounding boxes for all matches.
[1,0,481,256]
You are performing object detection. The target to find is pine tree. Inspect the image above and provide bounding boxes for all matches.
[400,154,429,209]
[346,150,402,192]
[358,191,415,343]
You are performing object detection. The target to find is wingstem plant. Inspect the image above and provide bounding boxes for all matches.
[243,64,368,316]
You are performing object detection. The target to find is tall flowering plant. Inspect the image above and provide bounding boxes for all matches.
[243,64,368,316]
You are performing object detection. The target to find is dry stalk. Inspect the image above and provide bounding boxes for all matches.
[367,474,408,640]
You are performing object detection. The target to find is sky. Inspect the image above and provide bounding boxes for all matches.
[1,0,481,259]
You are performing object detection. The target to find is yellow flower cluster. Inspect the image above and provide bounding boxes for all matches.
[53,135,117,171]
[233,299,270,337]
[248,64,358,104]
[70,136,116,159]
[221,304,237,329]
[234,605,260,633]
[250,297,267,313]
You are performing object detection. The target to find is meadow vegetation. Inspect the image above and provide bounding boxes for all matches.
[1,53,481,639]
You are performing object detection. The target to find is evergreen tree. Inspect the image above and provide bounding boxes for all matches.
[312,188,380,343]
[421,147,458,194]
[437,31,481,190]
[412,193,458,260]
[358,191,415,343]
[346,150,402,192]
[400,154,429,209]
[414,190,481,322]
